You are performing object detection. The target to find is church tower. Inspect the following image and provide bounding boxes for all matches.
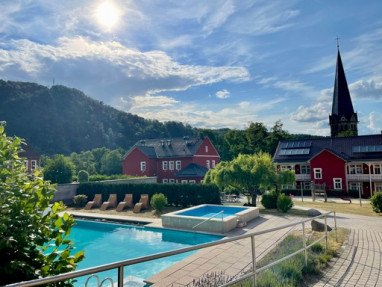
[329,48,358,137]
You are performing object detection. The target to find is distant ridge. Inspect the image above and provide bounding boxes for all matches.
[0,80,196,155]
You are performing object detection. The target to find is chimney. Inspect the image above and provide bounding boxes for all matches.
[183,136,189,145]
[161,140,164,147]
[140,140,146,146]
[167,140,171,146]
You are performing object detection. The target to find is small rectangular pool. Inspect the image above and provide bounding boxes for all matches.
[162,204,259,234]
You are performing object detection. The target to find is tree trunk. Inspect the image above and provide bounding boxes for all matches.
[251,190,257,206]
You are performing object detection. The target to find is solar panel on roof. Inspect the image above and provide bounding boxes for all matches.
[352,145,382,153]
[278,148,310,156]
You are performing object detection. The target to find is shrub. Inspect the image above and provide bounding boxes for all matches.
[370,191,382,213]
[150,193,168,213]
[277,193,294,213]
[261,190,278,209]
[73,194,88,207]
[0,124,84,285]
[78,170,89,182]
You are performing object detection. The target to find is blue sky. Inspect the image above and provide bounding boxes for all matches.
[1,0,381,136]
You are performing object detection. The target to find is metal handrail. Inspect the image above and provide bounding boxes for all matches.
[192,210,224,231]
[6,211,337,287]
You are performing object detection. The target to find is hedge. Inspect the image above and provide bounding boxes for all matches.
[281,189,368,199]
[76,183,221,207]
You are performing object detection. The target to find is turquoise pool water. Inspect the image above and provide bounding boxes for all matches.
[71,220,221,285]
[177,205,247,218]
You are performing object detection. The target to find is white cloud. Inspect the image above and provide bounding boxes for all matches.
[290,102,331,122]
[366,112,382,134]
[0,37,249,103]
[349,78,382,100]
[216,89,230,99]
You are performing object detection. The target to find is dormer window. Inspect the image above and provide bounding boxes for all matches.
[205,146,208,153]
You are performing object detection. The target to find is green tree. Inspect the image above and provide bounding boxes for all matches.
[0,124,84,285]
[91,147,110,174]
[101,149,122,175]
[245,122,268,153]
[70,151,96,175]
[275,169,296,194]
[43,155,74,184]
[265,120,290,154]
[78,170,89,183]
[224,130,249,158]
[337,130,357,137]
[205,152,276,206]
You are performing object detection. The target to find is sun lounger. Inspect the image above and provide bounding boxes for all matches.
[116,194,133,211]
[133,194,149,213]
[100,194,117,211]
[84,194,102,210]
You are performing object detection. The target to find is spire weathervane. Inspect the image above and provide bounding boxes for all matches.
[336,36,340,50]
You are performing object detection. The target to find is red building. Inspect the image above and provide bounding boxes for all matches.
[273,48,382,197]
[273,135,382,197]
[19,143,41,173]
[122,136,220,183]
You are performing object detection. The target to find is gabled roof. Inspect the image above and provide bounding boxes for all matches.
[274,134,382,163]
[331,50,355,119]
[175,163,208,178]
[123,137,205,159]
[19,143,40,159]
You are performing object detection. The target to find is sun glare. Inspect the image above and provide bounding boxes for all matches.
[97,1,120,28]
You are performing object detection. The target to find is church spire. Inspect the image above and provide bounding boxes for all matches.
[329,48,358,137]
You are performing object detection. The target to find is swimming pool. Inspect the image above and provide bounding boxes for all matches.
[162,204,259,233]
[71,220,221,286]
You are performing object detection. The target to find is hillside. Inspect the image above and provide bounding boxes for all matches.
[0,80,196,155]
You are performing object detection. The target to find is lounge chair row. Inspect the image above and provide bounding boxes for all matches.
[84,194,149,213]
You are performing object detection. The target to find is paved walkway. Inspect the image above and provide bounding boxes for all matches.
[309,212,382,287]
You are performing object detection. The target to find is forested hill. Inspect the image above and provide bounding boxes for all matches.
[0,80,196,155]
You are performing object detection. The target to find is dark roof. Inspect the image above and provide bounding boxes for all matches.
[175,163,208,178]
[331,50,355,119]
[273,134,382,163]
[123,137,205,159]
[19,143,40,159]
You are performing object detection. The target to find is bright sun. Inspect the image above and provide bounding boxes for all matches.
[97,1,120,28]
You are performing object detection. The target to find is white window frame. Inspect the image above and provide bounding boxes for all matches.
[169,161,174,171]
[206,160,210,169]
[31,160,37,170]
[205,146,208,153]
[281,165,293,171]
[169,179,175,183]
[162,179,168,183]
[374,164,381,175]
[176,161,181,171]
[303,181,311,190]
[333,178,342,190]
[314,168,322,179]
[301,165,310,174]
[375,183,382,192]
[212,160,216,168]
[140,161,146,172]
[162,161,168,171]
[24,160,29,170]
[349,164,362,174]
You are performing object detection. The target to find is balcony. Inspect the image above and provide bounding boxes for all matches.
[347,174,382,181]
[295,174,311,181]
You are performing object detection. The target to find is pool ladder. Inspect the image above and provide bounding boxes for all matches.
[192,210,224,234]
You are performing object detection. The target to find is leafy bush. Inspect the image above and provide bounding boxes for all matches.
[0,124,84,285]
[73,194,88,207]
[277,193,294,212]
[371,191,382,213]
[78,170,89,182]
[150,193,168,213]
[43,154,74,184]
[261,190,278,209]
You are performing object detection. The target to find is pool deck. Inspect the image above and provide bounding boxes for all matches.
[67,210,304,286]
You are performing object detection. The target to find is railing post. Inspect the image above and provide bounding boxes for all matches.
[302,222,307,267]
[118,266,124,287]
[334,211,338,242]
[324,215,328,251]
[251,235,257,286]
